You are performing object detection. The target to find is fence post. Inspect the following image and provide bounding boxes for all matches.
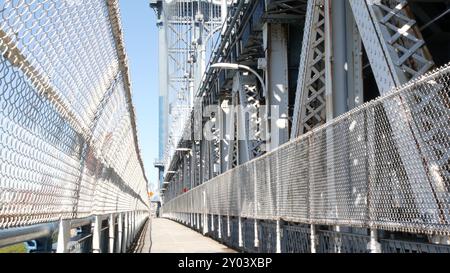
[123,212,129,252]
[311,224,317,253]
[56,219,70,253]
[218,215,222,239]
[369,228,381,253]
[227,215,231,237]
[276,219,282,253]
[109,214,115,253]
[197,213,201,230]
[254,165,259,248]
[238,217,243,247]
[117,213,123,253]
[132,211,136,241]
[203,191,208,235]
[92,215,102,253]
[254,219,259,248]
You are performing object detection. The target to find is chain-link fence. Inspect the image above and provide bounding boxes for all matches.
[0,0,149,229]
[163,62,450,236]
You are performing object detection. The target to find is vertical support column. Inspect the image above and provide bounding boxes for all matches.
[238,217,243,248]
[276,220,282,253]
[227,215,231,237]
[369,229,381,253]
[116,213,123,253]
[331,0,348,116]
[310,224,318,253]
[133,211,137,242]
[253,164,259,248]
[183,154,189,193]
[263,23,289,150]
[235,73,250,164]
[219,99,230,173]
[197,213,201,230]
[133,211,136,240]
[345,1,363,110]
[122,212,129,253]
[92,215,102,253]
[329,0,351,245]
[128,211,132,248]
[218,215,222,239]
[157,3,168,173]
[129,212,133,247]
[56,220,70,253]
[203,190,208,235]
[109,214,115,253]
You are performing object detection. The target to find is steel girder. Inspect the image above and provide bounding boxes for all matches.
[291,0,327,138]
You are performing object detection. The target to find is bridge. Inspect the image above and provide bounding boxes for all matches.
[0,0,449,254]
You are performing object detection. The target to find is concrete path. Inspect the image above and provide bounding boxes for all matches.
[148,218,236,253]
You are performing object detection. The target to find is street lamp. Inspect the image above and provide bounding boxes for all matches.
[175,148,191,152]
[210,63,267,97]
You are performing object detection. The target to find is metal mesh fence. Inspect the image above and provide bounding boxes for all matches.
[0,0,149,229]
[163,62,450,236]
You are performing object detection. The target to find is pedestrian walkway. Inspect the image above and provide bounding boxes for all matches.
[148,218,236,253]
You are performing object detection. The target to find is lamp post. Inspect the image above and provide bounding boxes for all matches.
[210,63,267,97]
[210,62,269,152]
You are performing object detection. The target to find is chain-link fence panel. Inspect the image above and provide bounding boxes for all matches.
[0,0,149,229]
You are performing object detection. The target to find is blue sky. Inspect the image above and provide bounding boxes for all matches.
[119,1,159,191]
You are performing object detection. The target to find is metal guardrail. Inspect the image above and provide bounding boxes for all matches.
[0,211,148,253]
[162,62,450,238]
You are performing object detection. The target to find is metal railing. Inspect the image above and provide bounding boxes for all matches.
[0,211,148,253]
[162,62,450,252]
